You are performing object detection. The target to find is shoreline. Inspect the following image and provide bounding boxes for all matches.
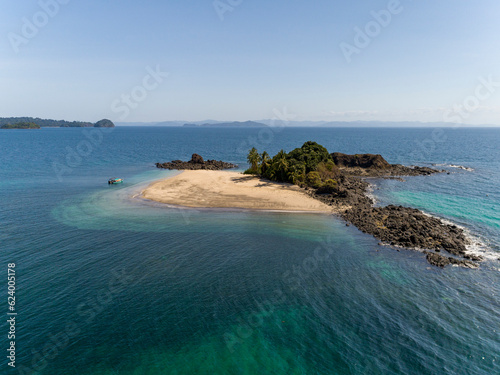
[141,170,337,213]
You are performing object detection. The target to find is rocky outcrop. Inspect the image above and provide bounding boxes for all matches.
[331,153,390,169]
[156,154,237,170]
[308,164,479,269]
[331,153,439,177]
[342,204,471,257]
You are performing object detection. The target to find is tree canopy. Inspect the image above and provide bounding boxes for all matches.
[245,141,340,192]
[0,117,115,128]
[1,121,40,129]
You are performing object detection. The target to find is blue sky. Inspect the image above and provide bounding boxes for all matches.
[1,0,500,124]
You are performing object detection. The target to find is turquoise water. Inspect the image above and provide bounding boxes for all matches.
[0,127,499,374]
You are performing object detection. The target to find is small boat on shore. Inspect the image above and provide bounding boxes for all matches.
[108,178,123,185]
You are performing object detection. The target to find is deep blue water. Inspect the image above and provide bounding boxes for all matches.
[0,127,499,375]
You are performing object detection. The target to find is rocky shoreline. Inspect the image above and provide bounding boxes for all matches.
[156,154,237,171]
[308,153,481,268]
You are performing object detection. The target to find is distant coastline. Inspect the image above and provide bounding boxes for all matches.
[0,117,115,129]
[183,121,267,128]
[1,121,40,129]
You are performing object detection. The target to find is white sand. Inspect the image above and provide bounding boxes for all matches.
[141,170,335,213]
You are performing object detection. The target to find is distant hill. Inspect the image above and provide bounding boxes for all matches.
[0,117,115,128]
[94,119,115,128]
[183,121,267,128]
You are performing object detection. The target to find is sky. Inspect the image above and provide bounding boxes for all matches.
[1,0,500,124]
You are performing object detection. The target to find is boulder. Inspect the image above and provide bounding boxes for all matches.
[190,154,204,164]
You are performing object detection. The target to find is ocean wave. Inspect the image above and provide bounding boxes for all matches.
[432,163,475,172]
[365,182,378,205]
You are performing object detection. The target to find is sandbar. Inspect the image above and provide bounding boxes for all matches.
[141,170,335,212]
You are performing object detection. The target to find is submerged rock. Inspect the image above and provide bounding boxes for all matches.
[424,251,478,269]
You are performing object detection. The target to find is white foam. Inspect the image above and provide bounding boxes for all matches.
[432,163,474,172]
[419,211,498,261]
[365,182,378,205]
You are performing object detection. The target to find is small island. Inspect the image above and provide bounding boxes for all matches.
[0,117,115,128]
[1,121,40,129]
[147,142,481,269]
[94,119,115,128]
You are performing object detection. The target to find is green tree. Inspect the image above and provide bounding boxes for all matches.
[317,179,339,194]
[287,141,332,173]
[247,147,261,173]
[306,171,322,188]
[288,165,305,185]
[260,151,270,175]
[272,150,289,181]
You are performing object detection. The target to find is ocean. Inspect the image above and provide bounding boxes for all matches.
[0,126,499,374]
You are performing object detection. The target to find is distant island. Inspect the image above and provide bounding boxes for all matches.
[183,121,267,128]
[94,119,115,128]
[1,121,41,129]
[0,117,115,128]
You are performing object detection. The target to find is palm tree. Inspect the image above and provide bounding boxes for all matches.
[275,150,289,181]
[247,147,261,173]
[261,151,270,165]
[260,151,270,175]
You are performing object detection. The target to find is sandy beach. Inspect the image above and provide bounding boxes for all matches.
[141,170,335,212]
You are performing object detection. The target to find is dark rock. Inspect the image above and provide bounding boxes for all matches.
[190,154,204,164]
[423,252,477,268]
[156,155,237,170]
[331,153,390,169]
[332,153,441,178]
[464,254,484,261]
[424,251,451,268]
[448,257,479,269]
